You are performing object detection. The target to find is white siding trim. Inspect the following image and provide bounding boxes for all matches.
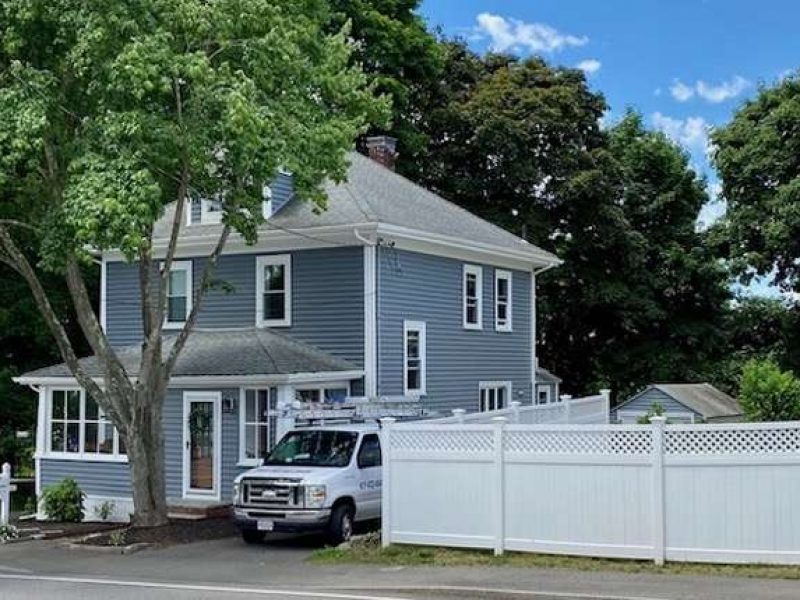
[162,260,193,330]
[462,264,483,330]
[494,269,512,332]
[530,272,537,399]
[403,320,426,396]
[364,246,378,398]
[99,257,107,332]
[255,254,292,327]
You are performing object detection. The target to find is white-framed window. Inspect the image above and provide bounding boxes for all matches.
[536,384,552,405]
[479,381,511,412]
[463,264,483,330]
[239,388,278,465]
[294,382,350,405]
[200,197,224,224]
[256,254,291,327]
[403,320,426,395]
[495,269,512,332]
[47,388,126,461]
[163,260,192,328]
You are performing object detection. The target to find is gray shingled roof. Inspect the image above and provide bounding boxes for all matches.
[20,328,359,379]
[153,152,558,264]
[621,383,742,419]
[536,366,562,384]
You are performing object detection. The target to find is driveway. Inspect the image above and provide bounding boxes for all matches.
[1,535,799,600]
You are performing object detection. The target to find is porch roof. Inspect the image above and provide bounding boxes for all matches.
[17,328,361,382]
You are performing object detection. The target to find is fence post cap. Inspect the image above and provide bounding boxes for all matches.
[451,408,466,415]
[491,416,507,424]
[599,389,611,397]
[1,462,9,475]
[560,394,573,401]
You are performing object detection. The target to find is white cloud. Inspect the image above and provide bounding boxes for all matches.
[669,80,695,102]
[475,13,588,54]
[669,76,750,103]
[696,181,727,230]
[651,112,711,156]
[575,59,601,75]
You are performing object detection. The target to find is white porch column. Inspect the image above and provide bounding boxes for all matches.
[275,385,295,440]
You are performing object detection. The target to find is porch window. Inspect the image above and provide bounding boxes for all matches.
[164,260,192,327]
[494,270,512,332]
[240,388,278,465]
[403,320,426,395]
[479,382,510,412]
[47,389,126,460]
[463,264,483,329]
[256,254,291,327]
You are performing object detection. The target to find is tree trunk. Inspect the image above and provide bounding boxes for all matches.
[126,387,169,527]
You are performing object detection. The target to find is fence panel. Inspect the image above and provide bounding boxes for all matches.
[383,419,800,565]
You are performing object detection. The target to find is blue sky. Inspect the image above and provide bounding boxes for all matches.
[419,0,800,296]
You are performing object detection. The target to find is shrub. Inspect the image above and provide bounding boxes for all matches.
[41,478,85,522]
[94,500,116,521]
[0,524,19,543]
[739,359,800,422]
[637,401,666,424]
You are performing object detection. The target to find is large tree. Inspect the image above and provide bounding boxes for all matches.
[0,0,386,526]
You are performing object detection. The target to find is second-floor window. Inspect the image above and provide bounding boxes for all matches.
[463,264,483,330]
[256,254,291,327]
[404,320,426,395]
[495,270,512,332]
[200,198,223,224]
[165,261,192,328]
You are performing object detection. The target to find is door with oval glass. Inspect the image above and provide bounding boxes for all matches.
[182,392,221,499]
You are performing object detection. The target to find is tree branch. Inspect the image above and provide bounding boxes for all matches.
[162,224,230,377]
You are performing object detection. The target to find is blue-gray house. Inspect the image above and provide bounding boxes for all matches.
[17,138,560,521]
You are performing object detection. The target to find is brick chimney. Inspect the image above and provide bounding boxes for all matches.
[366,135,398,170]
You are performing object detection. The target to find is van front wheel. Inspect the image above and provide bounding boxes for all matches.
[327,503,354,545]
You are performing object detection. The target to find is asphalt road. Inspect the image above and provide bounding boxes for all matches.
[2,534,800,600]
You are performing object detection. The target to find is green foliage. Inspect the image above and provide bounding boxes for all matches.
[636,402,666,424]
[711,75,800,292]
[40,478,85,523]
[739,359,800,422]
[94,500,116,522]
[0,524,19,543]
[108,530,127,547]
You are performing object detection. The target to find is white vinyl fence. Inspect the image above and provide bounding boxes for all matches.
[0,463,14,526]
[429,392,611,426]
[380,418,800,565]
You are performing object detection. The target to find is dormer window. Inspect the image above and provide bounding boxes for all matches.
[164,260,192,328]
[200,198,223,224]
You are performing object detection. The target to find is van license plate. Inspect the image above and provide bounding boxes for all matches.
[257,519,274,531]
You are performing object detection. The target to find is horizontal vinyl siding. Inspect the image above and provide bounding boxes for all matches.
[377,248,532,413]
[40,459,131,497]
[105,247,364,366]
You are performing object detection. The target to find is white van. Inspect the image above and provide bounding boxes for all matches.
[232,423,382,544]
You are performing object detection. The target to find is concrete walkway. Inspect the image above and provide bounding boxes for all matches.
[1,536,799,600]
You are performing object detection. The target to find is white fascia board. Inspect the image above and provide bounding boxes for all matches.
[13,370,365,387]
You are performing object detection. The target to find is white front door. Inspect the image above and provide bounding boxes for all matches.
[182,392,222,500]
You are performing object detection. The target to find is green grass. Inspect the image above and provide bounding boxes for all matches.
[310,539,800,580]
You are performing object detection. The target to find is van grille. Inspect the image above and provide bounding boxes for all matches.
[241,477,302,508]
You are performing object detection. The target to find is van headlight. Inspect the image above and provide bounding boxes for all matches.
[233,482,241,505]
[303,485,326,508]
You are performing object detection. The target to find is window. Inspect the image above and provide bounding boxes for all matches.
[256,254,291,327]
[479,382,511,412]
[357,434,382,469]
[463,264,483,329]
[200,198,223,224]
[403,321,426,395]
[495,270,512,332]
[294,383,349,405]
[47,389,126,460]
[536,385,551,405]
[164,260,192,327]
[240,388,278,465]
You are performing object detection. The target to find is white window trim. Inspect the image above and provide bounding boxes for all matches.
[163,260,193,329]
[293,380,352,401]
[200,198,223,224]
[479,381,512,412]
[494,269,513,332]
[463,264,483,330]
[43,387,128,463]
[255,254,292,327]
[403,320,427,396]
[238,387,278,467]
[536,384,552,405]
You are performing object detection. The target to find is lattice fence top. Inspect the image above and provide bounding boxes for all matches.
[391,428,494,453]
[666,425,800,455]
[504,428,652,455]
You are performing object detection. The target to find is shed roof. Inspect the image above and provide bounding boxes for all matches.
[536,366,562,384]
[619,383,742,419]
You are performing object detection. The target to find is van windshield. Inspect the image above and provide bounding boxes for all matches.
[264,430,358,467]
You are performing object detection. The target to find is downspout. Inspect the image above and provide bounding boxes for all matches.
[530,261,559,403]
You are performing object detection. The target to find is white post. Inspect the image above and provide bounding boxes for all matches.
[380,418,396,548]
[650,416,667,566]
[451,408,466,424]
[0,463,10,526]
[510,401,521,424]
[600,389,611,424]
[562,396,572,424]
[491,417,506,556]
